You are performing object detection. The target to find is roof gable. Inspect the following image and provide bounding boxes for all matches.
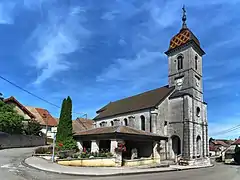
[25,106,58,126]
[72,118,93,133]
[233,138,240,145]
[94,85,174,120]
[3,96,35,119]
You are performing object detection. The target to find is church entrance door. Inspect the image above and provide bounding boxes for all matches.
[171,135,181,158]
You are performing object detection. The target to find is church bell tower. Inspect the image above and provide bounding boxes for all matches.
[165,6,205,102]
[165,6,209,161]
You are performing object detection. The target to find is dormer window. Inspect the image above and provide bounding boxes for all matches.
[177,55,183,70]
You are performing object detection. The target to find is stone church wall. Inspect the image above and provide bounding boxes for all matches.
[95,109,151,131]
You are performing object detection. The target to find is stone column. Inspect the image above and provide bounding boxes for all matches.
[183,121,190,159]
[205,125,209,157]
[151,113,157,133]
[91,140,99,153]
[128,116,135,128]
[188,122,194,159]
[110,140,118,156]
[153,141,161,164]
[192,123,196,158]
[76,141,83,152]
[202,123,205,157]
[110,140,122,166]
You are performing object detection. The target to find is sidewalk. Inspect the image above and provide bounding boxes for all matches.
[23,156,214,177]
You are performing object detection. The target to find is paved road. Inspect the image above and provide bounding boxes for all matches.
[0,147,240,180]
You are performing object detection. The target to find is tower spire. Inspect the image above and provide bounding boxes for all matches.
[182,5,187,29]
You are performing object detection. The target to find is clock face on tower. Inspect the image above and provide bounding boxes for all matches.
[176,78,183,87]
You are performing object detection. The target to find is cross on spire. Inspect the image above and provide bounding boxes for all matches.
[182,5,187,29]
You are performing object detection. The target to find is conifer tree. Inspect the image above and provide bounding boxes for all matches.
[56,97,77,150]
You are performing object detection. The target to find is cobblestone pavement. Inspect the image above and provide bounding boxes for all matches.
[0,147,240,180]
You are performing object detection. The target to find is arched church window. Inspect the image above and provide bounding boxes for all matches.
[196,136,201,157]
[196,107,201,117]
[110,121,114,126]
[124,118,128,126]
[195,55,198,70]
[177,55,183,70]
[140,115,145,131]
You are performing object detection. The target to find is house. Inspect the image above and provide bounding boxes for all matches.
[74,7,210,166]
[209,139,231,157]
[25,106,58,139]
[3,96,36,124]
[3,96,58,139]
[222,138,240,164]
[209,145,221,157]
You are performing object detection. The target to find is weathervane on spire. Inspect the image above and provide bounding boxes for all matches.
[182,5,187,29]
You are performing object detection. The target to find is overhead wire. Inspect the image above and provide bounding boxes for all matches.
[0,75,87,118]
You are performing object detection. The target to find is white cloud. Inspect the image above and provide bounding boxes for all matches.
[28,6,90,85]
[101,10,119,21]
[0,1,16,24]
[147,1,181,28]
[96,49,165,82]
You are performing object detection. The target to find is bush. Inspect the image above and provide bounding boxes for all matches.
[58,150,76,159]
[35,146,53,154]
[57,138,78,151]
[76,151,113,159]
[24,120,42,136]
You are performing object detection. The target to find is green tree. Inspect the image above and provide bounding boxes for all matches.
[56,96,77,151]
[234,145,240,164]
[24,120,42,136]
[0,100,23,134]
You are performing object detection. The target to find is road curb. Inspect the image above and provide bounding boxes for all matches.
[21,157,214,177]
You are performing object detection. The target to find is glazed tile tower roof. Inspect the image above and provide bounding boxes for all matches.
[167,6,202,53]
[169,28,200,50]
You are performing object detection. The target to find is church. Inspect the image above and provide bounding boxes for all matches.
[74,7,209,166]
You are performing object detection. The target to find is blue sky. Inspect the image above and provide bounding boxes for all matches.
[0,0,240,139]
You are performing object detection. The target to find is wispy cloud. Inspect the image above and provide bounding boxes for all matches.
[0,1,16,24]
[27,5,90,85]
[97,49,165,82]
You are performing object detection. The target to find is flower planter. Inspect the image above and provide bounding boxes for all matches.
[57,157,116,167]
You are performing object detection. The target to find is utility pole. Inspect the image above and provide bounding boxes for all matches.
[43,114,48,145]
[52,127,57,162]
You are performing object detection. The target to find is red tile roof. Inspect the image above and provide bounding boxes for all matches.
[214,140,229,147]
[233,138,240,145]
[209,145,220,152]
[3,96,35,119]
[35,108,58,127]
[25,106,58,126]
